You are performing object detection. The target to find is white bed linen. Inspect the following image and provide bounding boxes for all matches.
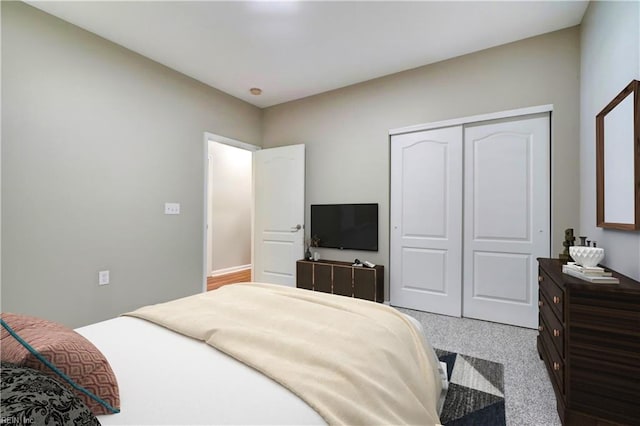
[76,312,444,425]
[76,316,325,425]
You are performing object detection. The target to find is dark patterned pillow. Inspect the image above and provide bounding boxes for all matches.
[0,362,100,425]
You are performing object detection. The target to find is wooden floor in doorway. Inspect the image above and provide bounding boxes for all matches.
[207,268,252,291]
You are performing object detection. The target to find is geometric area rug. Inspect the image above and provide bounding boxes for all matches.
[435,349,506,426]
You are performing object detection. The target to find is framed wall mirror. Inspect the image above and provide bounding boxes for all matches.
[596,79,640,230]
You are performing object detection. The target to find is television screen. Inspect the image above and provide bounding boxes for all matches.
[310,204,378,251]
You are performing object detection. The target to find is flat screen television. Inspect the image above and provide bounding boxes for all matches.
[310,203,378,251]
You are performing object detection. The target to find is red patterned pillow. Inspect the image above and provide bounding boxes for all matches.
[0,313,69,362]
[0,313,120,415]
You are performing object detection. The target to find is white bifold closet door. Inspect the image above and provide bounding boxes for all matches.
[390,114,549,328]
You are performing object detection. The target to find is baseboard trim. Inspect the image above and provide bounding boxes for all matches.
[211,264,251,277]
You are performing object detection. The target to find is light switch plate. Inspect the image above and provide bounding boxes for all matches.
[99,270,110,286]
[164,202,180,215]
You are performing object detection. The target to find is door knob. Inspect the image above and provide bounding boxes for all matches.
[291,224,302,232]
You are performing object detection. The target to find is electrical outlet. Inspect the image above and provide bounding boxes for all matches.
[164,203,180,215]
[99,270,110,286]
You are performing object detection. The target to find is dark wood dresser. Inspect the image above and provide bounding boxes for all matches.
[537,258,640,425]
[296,259,384,303]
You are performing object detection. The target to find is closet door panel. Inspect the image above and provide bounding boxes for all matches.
[472,134,530,240]
[463,114,550,328]
[390,126,463,316]
[401,143,448,238]
[401,248,446,293]
[472,252,531,303]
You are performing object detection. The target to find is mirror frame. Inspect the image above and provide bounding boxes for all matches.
[596,79,640,230]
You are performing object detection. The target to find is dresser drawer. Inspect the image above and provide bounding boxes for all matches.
[538,291,564,358]
[540,314,565,395]
[538,268,564,322]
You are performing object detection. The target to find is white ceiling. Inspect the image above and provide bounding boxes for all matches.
[28,1,589,108]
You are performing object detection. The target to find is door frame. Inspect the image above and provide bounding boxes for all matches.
[202,132,260,292]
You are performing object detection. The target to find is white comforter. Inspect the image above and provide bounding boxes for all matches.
[77,316,325,425]
[77,284,445,425]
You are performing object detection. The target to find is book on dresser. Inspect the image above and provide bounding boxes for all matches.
[561,263,619,283]
[537,258,640,426]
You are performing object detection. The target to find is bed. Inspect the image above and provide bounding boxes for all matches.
[2,282,447,425]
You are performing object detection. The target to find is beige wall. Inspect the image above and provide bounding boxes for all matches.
[209,141,252,273]
[263,27,581,300]
[579,1,640,280]
[1,2,588,321]
[1,2,262,327]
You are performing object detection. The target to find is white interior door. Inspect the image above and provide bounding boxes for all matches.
[463,114,550,328]
[253,144,305,286]
[390,126,463,316]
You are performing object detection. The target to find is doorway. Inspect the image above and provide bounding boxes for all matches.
[203,133,259,291]
[202,134,306,292]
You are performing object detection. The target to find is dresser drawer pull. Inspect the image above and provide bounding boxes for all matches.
[538,275,543,282]
[553,329,560,337]
[553,362,561,371]
[553,296,561,304]
[538,300,544,307]
[538,325,544,332]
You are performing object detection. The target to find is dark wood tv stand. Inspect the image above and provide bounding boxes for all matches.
[537,258,640,425]
[296,259,383,303]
